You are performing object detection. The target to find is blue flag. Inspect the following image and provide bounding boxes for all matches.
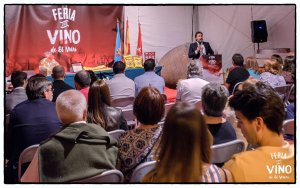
[114,19,122,62]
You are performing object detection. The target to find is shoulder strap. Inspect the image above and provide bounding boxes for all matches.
[219,168,228,182]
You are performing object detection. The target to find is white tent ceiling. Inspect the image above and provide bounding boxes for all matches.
[124,5,295,69]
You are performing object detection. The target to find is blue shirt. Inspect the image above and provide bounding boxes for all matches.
[247,69,260,79]
[134,71,165,95]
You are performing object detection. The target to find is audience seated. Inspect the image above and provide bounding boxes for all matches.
[21,90,118,182]
[202,83,236,145]
[74,70,91,101]
[142,102,232,182]
[117,87,165,182]
[271,54,283,68]
[5,77,61,183]
[5,71,28,114]
[225,54,250,95]
[176,61,209,103]
[51,65,73,102]
[87,70,98,86]
[259,59,286,88]
[245,56,260,79]
[235,77,259,93]
[106,61,135,100]
[38,66,48,77]
[30,73,46,78]
[134,58,165,95]
[281,55,295,84]
[224,81,294,182]
[87,80,128,131]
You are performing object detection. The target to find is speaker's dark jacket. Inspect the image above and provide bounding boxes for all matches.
[188,41,214,59]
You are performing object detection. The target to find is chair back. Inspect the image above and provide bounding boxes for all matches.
[5,114,10,132]
[283,119,294,135]
[122,108,137,130]
[160,102,175,124]
[273,84,292,105]
[18,144,39,181]
[72,169,124,183]
[108,129,126,140]
[111,97,135,108]
[130,160,156,182]
[211,139,245,164]
[232,82,243,94]
[286,84,295,103]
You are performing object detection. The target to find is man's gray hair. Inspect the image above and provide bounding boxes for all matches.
[201,83,229,117]
[56,90,87,124]
[187,61,201,78]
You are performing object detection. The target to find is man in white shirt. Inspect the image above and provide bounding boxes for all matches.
[176,61,209,103]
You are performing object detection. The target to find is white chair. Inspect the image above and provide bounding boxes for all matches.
[122,108,137,130]
[18,144,39,181]
[111,97,135,108]
[274,84,292,106]
[211,139,245,164]
[108,129,126,140]
[72,169,124,183]
[286,84,295,104]
[232,82,243,94]
[130,160,156,182]
[282,119,294,135]
[159,102,175,124]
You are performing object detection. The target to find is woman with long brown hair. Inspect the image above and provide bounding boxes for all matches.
[142,102,232,182]
[87,80,127,131]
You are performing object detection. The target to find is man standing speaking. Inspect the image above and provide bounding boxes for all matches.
[188,31,214,77]
[189,31,214,59]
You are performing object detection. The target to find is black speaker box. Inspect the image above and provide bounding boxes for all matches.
[251,20,268,43]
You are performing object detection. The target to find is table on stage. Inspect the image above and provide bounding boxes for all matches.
[47,66,162,88]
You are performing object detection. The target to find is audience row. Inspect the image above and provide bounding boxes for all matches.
[5,54,295,183]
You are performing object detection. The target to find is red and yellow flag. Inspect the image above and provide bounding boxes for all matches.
[124,18,131,55]
[136,22,143,57]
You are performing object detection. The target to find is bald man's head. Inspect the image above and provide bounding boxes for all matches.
[56,90,87,125]
[52,65,65,80]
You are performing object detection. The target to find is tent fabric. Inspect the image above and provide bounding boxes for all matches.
[124,5,295,69]
[5,5,295,76]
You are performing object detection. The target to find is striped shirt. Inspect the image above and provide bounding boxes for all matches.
[202,164,223,182]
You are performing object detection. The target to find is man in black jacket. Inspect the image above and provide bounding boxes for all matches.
[188,31,214,59]
[51,65,73,102]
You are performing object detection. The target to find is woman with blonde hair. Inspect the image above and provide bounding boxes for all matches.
[259,59,286,88]
[87,80,128,131]
[245,56,260,79]
[142,102,232,182]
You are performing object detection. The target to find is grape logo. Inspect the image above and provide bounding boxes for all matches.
[266,152,292,180]
[47,6,80,53]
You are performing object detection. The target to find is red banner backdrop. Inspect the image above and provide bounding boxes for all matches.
[5,5,123,76]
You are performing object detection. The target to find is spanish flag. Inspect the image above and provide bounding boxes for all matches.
[124,18,131,55]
